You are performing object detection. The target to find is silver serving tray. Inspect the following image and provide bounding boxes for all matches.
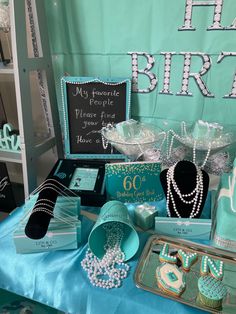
[134,235,236,313]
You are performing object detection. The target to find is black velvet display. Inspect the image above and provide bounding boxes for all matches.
[25,178,65,240]
[160,160,209,218]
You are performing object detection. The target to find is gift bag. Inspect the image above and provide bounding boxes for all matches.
[213,158,236,252]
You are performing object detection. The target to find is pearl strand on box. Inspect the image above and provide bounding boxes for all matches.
[81,222,130,289]
[166,162,204,218]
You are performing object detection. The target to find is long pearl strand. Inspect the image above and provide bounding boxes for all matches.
[166,162,204,219]
[166,123,212,169]
[81,222,130,289]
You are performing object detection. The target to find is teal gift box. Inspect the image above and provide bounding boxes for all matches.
[134,203,158,230]
[154,191,212,240]
[13,195,81,254]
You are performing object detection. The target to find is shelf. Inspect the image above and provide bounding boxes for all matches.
[0,149,21,163]
[0,62,14,74]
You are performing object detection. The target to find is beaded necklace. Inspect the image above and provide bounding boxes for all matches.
[166,162,204,218]
[81,222,129,289]
[22,179,80,227]
[166,122,212,169]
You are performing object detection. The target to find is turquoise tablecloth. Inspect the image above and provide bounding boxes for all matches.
[0,206,206,314]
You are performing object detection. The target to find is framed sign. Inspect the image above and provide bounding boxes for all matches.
[0,162,16,212]
[61,76,131,159]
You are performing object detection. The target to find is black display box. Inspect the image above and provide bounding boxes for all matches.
[47,159,107,207]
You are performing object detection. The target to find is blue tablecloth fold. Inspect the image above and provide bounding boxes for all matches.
[0,206,205,314]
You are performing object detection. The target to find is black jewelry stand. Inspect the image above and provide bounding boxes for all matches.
[160,160,209,218]
[25,178,64,240]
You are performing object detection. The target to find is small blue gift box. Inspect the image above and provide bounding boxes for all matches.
[134,203,158,230]
[13,195,81,254]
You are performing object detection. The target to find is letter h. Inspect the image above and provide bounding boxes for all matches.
[179,0,224,31]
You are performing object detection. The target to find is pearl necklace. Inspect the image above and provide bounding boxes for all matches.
[166,162,204,218]
[81,222,130,289]
[166,123,212,169]
[101,134,109,149]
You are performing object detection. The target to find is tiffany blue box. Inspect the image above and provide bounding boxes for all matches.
[154,192,213,240]
[13,195,81,254]
[133,203,158,230]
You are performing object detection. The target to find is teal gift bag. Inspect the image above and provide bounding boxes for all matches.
[213,159,236,252]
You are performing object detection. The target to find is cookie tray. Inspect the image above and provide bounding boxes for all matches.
[134,235,236,314]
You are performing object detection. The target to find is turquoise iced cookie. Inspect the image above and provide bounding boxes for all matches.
[200,256,224,280]
[177,249,198,272]
[198,275,227,309]
[156,263,186,297]
[159,243,177,264]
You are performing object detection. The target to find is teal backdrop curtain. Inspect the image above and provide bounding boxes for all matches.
[44,0,236,130]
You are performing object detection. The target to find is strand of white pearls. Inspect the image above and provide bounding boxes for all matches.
[101,133,109,149]
[166,124,212,169]
[81,222,130,289]
[28,206,79,226]
[192,140,212,169]
[166,162,204,219]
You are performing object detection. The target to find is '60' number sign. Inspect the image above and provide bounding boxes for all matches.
[123,175,146,191]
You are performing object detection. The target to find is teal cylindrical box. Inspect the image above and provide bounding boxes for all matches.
[88,200,139,261]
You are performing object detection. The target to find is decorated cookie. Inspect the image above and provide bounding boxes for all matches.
[156,263,186,297]
[177,249,198,272]
[200,256,224,280]
[197,275,227,309]
[159,243,177,264]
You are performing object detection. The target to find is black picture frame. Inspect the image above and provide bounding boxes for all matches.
[61,76,131,159]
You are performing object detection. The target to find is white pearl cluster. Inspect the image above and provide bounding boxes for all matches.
[166,162,204,219]
[81,222,130,289]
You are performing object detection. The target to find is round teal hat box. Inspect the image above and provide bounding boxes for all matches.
[88,200,139,261]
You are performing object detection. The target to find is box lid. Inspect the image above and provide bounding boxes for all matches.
[61,76,131,159]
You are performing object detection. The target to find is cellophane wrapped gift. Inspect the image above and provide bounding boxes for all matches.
[213,158,236,252]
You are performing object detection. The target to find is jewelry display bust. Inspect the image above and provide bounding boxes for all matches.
[160,160,209,218]
[25,178,63,239]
